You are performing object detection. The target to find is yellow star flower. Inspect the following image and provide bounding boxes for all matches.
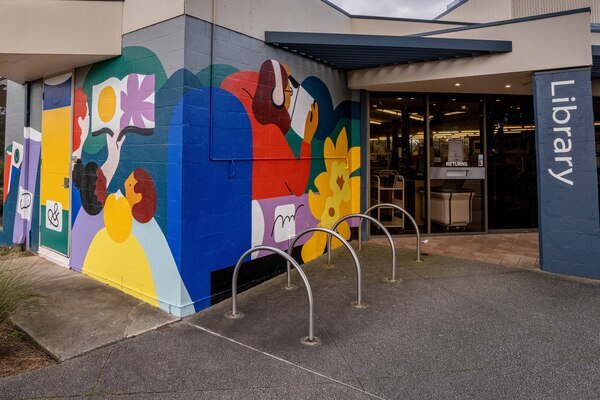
[301,128,361,263]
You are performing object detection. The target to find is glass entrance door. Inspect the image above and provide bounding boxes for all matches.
[369,95,426,233]
[428,95,485,233]
[486,96,537,230]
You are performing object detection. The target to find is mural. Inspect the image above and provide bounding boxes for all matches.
[40,74,73,256]
[220,60,360,262]
[2,127,41,246]
[2,35,361,315]
[69,50,193,314]
[13,128,41,244]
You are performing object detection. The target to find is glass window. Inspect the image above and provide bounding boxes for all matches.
[369,94,426,231]
[486,96,537,230]
[429,95,482,168]
[429,95,484,233]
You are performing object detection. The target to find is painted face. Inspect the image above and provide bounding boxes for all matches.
[288,84,318,143]
[253,60,292,133]
[124,168,156,224]
[304,100,319,144]
[282,64,294,110]
[125,173,142,209]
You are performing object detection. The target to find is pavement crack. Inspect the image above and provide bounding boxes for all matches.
[88,347,114,396]
[186,322,388,400]
[360,350,600,383]
[314,311,370,395]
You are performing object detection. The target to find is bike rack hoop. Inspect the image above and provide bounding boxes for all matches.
[364,203,422,262]
[329,213,399,283]
[286,227,364,308]
[227,245,318,344]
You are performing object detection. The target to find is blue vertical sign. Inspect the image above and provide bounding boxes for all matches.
[533,67,600,278]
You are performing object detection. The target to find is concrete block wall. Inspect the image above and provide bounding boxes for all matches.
[1,81,26,243]
[179,15,362,309]
[68,15,193,316]
[1,13,362,317]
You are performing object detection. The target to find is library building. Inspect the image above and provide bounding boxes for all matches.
[0,0,599,317]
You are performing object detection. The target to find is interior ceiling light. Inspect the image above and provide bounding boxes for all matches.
[454,83,461,87]
[444,111,467,116]
[370,120,382,125]
[382,109,401,115]
[505,84,511,88]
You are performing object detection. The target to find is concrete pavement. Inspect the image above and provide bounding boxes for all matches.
[1,243,599,399]
[4,254,178,361]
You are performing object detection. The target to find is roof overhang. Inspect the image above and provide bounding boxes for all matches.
[0,0,123,83]
[265,31,512,71]
[348,9,591,93]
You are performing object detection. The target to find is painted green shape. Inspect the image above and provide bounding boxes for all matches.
[13,147,21,164]
[197,64,239,87]
[39,206,70,256]
[81,47,168,155]
[285,129,303,158]
[349,118,361,147]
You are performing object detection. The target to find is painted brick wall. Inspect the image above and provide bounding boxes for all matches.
[534,68,600,278]
[69,16,193,316]
[1,14,362,317]
[1,81,26,245]
[180,15,362,310]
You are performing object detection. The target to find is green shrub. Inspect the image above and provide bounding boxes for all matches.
[0,259,41,324]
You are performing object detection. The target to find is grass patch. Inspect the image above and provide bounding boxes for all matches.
[0,257,43,325]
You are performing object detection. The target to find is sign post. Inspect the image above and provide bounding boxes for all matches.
[533,67,600,278]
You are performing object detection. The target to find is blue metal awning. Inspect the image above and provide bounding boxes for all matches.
[265,32,512,71]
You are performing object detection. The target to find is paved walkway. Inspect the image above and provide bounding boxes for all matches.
[1,243,599,399]
[4,254,177,361]
[377,232,540,269]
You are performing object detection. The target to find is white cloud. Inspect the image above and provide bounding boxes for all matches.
[328,0,451,20]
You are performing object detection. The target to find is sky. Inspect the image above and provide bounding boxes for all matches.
[328,0,453,20]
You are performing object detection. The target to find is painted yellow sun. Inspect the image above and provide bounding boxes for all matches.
[98,86,117,123]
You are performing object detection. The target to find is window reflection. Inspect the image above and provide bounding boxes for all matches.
[370,95,426,231]
[429,95,484,233]
[429,96,482,168]
[486,96,537,230]
[369,92,541,235]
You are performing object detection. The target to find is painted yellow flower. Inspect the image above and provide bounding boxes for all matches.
[302,128,361,263]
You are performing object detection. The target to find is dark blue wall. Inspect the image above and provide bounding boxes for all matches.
[533,67,600,278]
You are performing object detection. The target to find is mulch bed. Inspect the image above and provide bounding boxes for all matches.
[0,322,57,378]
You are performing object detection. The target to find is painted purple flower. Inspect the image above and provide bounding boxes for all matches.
[120,74,155,131]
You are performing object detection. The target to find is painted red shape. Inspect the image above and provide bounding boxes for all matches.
[130,168,156,223]
[222,67,311,200]
[3,152,12,203]
[72,88,88,152]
